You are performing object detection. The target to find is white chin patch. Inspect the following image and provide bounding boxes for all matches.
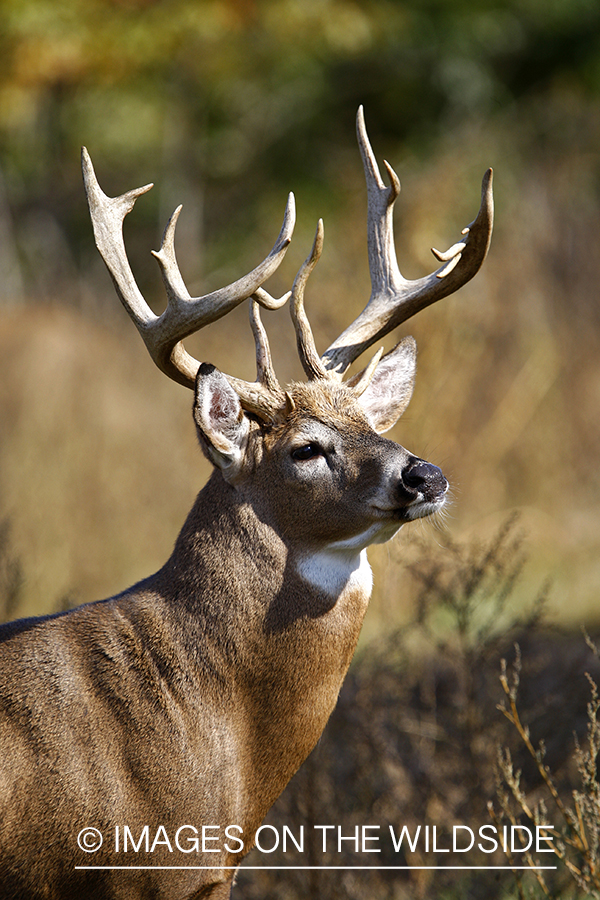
[405,496,447,521]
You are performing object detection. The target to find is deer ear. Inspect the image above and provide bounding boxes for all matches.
[193,363,250,475]
[356,337,416,433]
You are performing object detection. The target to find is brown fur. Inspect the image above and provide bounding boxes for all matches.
[0,373,446,899]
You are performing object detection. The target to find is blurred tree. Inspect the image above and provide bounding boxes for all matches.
[1,0,599,303]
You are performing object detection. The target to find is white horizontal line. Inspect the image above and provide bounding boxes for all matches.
[75,865,558,871]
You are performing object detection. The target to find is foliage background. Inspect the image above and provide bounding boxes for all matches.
[1,1,600,897]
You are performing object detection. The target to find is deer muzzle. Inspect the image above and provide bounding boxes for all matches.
[397,457,449,519]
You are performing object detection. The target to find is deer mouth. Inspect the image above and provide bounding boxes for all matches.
[372,490,447,523]
[402,493,448,521]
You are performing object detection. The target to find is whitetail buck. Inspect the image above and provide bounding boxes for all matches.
[0,108,492,899]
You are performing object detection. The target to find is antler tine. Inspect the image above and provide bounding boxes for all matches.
[350,346,384,397]
[82,147,296,390]
[320,107,494,378]
[225,299,287,420]
[82,147,155,328]
[290,219,330,381]
[249,298,282,394]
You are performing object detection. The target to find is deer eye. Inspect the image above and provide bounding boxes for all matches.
[291,443,322,461]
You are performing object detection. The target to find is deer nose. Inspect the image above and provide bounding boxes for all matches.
[402,459,448,500]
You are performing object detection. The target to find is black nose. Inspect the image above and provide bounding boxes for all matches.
[403,459,448,500]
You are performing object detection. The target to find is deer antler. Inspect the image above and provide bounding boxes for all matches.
[82,147,295,417]
[84,107,493,416]
[319,106,494,379]
[289,219,330,382]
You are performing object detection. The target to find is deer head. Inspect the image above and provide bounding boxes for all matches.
[82,107,492,555]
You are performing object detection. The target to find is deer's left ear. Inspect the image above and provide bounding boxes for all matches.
[355,337,416,433]
[193,363,250,477]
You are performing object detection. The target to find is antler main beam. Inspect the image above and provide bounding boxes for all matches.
[83,108,493,415]
[320,106,494,378]
[82,147,295,391]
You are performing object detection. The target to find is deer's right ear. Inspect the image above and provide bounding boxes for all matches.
[193,364,250,476]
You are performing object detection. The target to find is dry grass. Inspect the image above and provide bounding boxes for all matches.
[493,637,600,899]
[0,305,208,614]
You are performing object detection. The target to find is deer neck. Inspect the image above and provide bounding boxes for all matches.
[164,470,373,616]
[155,470,372,810]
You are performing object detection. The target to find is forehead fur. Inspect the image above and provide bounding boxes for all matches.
[272,380,371,434]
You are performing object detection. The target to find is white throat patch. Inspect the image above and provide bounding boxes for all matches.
[296,547,373,598]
